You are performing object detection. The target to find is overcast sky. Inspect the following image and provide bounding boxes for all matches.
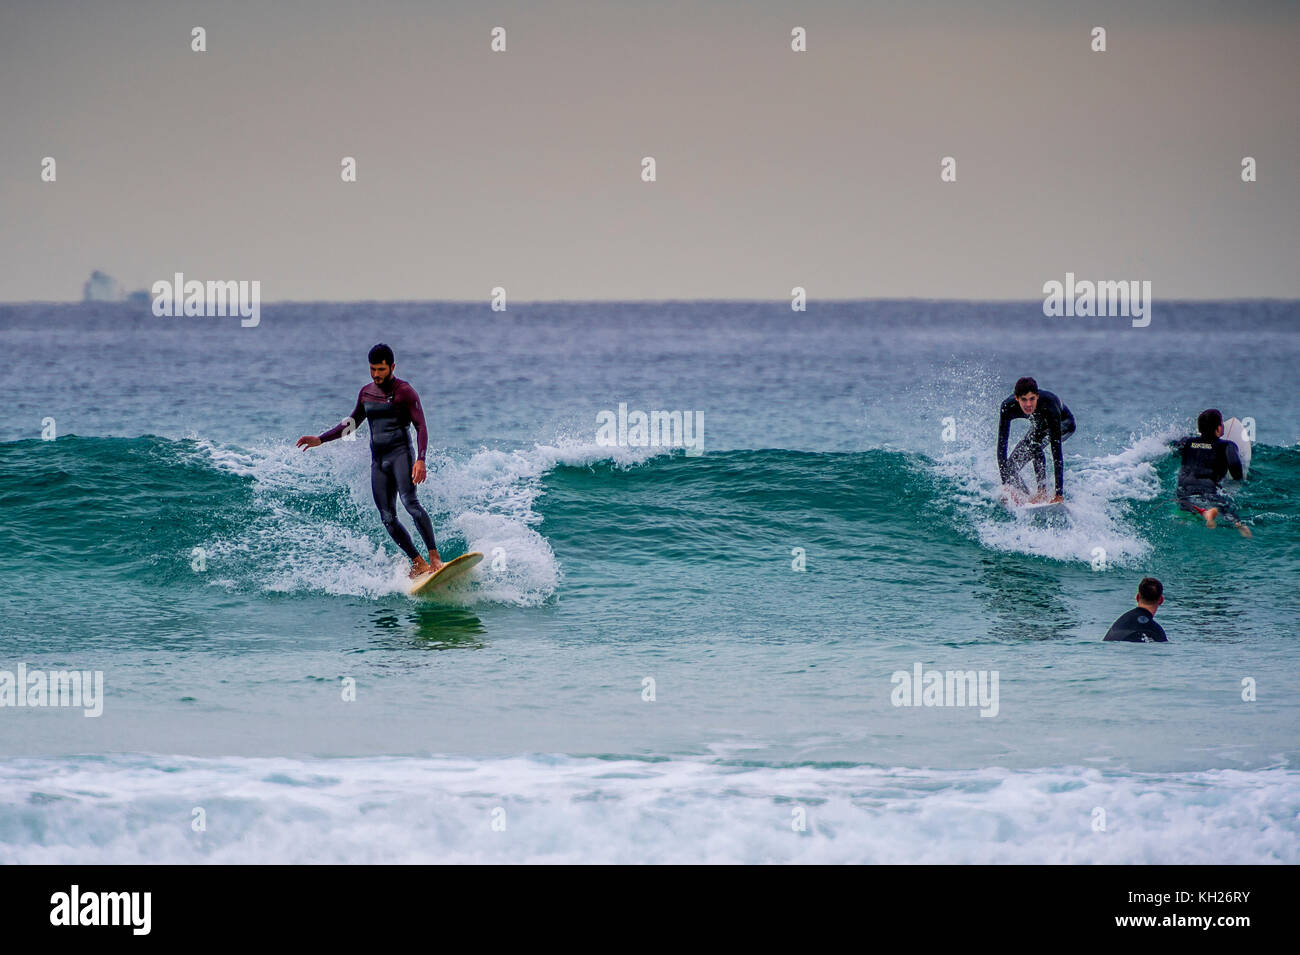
[2,0,1297,301]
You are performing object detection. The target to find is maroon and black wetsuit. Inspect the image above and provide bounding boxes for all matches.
[318,376,437,561]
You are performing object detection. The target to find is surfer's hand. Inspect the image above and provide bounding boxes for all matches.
[296,435,321,450]
[412,459,426,484]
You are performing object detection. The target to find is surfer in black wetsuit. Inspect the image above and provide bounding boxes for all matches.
[1174,408,1251,538]
[996,377,1075,503]
[1103,577,1168,643]
[297,343,444,577]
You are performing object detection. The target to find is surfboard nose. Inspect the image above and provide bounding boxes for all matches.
[409,552,485,596]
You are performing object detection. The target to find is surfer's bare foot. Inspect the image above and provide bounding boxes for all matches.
[409,556,432,578]
[1203,508,1218,529]
[1237,523,1253,539]
[427,554,445,574]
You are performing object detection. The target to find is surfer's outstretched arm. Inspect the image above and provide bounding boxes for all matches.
[317,393,367,444]
[298,393,366,450]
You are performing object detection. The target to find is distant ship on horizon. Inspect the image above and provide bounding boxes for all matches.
[82,270,150,306]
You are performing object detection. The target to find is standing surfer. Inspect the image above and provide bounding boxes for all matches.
[297,343,445,577]
[1174,408,1251,538]
[996,376,1075,504]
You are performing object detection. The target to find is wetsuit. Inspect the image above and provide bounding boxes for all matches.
[997,390,1076,496]
[1174,433,1244,526]
[318,376,437,561]
[1103,607,1167,643]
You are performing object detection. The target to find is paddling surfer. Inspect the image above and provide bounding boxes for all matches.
[1174,408,1251,538]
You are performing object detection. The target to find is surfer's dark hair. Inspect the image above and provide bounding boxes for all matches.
[1014,377,1038,397]
[368,343,395,366]
[1197,408,1222,438]
[1138,577,1163,603]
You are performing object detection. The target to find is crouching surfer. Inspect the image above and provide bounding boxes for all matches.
[996,376,1075,504]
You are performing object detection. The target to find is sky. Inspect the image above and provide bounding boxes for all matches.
[2,0,1297,301]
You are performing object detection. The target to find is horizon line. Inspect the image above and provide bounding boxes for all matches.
[5,296,1299,307]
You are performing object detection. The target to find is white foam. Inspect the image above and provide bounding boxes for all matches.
[188,436,666,606]
[930,424,1178,567]
[1,755,1295,864]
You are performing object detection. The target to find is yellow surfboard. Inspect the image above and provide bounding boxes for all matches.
[408,552,484,597]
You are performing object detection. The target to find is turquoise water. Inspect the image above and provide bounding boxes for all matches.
[1,301,1297,862]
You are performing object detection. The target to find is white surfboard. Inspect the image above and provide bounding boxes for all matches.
[1019,499,1069,519]
[1222,417,1251,479]
[1001,490,1069,520]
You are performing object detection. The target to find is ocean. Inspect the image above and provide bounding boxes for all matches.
[1,300,1297,863]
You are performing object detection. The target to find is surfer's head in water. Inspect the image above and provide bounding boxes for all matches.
[1197,408,1223,439]
[1136,577,1164,613]
[1103,577,1168,642]
[1014,376,1039,415]
[369,343,396,387]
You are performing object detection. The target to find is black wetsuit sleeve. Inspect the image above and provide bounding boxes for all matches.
[1046,400,1064,494]
[319,393,366,443]
[1173,436,1193,491]
[1223,442,1243,481]
[996,399,1015,481]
